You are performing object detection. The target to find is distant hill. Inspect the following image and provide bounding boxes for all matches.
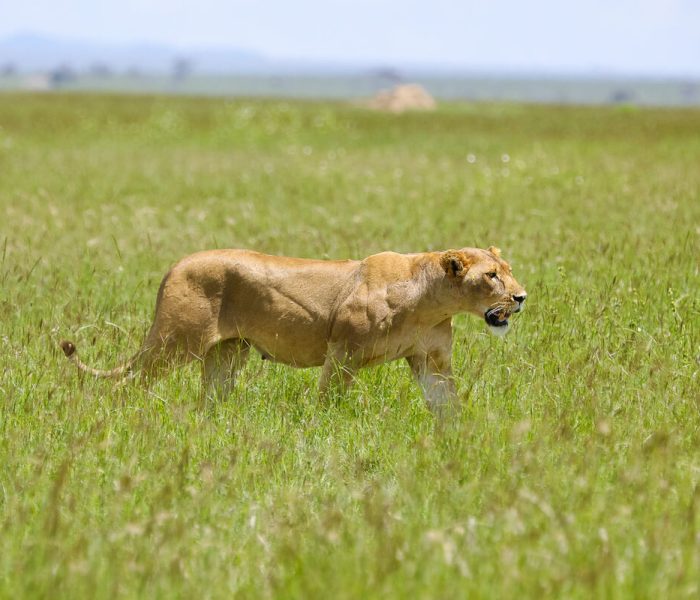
[1,32,698,106]
[0,32,268,73]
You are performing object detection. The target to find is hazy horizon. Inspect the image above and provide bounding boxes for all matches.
[2,0,700,77]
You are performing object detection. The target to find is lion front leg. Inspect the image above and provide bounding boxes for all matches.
[406,349,458,419]
[406,318,459,419]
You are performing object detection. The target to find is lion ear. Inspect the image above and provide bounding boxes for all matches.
[488,246,502,258]
[440,251,470,278]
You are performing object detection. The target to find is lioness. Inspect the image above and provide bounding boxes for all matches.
[60,247,526,415]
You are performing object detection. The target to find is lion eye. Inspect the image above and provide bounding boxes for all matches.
[487,271,498,279]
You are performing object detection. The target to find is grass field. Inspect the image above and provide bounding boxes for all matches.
[0,93,699,598]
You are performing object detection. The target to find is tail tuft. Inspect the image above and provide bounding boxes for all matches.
[60,340,76,358]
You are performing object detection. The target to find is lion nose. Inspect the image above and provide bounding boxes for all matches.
[513,294,527,303]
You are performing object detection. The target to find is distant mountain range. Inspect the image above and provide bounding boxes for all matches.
[1,32,699,108]
[0,32,272,73]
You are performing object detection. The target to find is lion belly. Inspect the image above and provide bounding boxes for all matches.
[229,294,333,367]
[182,250,359,367]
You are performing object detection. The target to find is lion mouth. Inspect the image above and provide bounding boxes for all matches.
[485,307,511,328]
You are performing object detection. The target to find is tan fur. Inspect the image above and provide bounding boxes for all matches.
[61,247,526,416]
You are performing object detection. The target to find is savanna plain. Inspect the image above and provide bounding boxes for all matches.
[0,93,699,599]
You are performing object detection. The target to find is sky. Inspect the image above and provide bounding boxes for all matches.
[2,0,699,76]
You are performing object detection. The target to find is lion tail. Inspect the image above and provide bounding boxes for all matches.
[59,340,135,379]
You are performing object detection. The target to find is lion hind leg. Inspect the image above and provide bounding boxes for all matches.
[201,338,250,402]
[319,344,358,401]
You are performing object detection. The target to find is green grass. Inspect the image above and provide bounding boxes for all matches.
[0,93,699,598]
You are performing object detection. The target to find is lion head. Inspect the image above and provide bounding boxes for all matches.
[441,246,527,336]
